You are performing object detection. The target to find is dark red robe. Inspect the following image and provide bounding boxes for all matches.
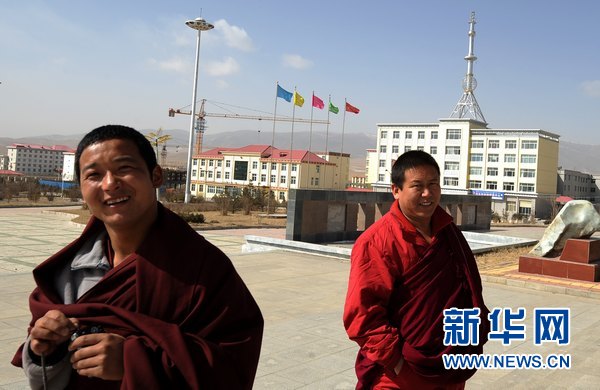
[344,202,489,389]
[13,203,263,389]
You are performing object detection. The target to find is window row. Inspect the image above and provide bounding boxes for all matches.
[466,181,535,192]
[470,154,536,163]
[470,140,537,150]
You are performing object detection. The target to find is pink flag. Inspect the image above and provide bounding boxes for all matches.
[312,94,325,109]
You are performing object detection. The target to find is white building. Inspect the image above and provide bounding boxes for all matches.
[62,152,76,182]
[189,144,350,201]
[7,144,75,178]
[371,118,560,219]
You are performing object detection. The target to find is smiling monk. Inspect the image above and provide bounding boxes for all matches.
[343,150,489,389]
[12,125,263,389]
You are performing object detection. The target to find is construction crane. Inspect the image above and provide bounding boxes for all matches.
[168,99,329,155]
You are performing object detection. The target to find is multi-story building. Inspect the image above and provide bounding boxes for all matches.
[189,145,349,201]
[7,144,75,178]
[62,152,76,182]
[365,149,378,186]
[557,169,600,203]
[371,118,560,219]
[0,155,8,170]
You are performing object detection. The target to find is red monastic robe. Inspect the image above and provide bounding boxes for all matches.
[13,203,263,389]
[344,202,489,389]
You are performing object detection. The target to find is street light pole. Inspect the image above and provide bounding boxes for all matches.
[184,17,213,203]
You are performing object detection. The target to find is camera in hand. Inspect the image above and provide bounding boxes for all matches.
[70,325,105,342]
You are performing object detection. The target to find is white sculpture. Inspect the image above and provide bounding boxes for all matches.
[530,200,600,257]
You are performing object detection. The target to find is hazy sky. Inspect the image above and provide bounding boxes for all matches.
[1,1,599,144]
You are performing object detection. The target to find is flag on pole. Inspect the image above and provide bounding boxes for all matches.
[312,94,324,109]
[329,101,339,114]
[345,102,360,114]
[293,91,305,107]
[277,85,293,102]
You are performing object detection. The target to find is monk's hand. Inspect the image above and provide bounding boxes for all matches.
[29,310,79,357]
[69,333,125,380]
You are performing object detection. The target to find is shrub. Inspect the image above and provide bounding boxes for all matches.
[179,213,205,223]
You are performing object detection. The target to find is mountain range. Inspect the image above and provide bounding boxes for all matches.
[0,129,598,175]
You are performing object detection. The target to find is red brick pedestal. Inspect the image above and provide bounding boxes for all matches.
[519,239,600,282]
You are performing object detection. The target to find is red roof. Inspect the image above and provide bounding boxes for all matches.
[0,170,24,176]
[196,145,333,164]
[9,143,75,152]
[555,195,574,203]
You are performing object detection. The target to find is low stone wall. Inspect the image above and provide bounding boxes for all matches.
[286,189,491,243]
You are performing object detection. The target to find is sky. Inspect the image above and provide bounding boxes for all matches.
[1,0,599,145]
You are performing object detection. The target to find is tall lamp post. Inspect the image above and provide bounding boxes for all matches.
[184,17,213,203]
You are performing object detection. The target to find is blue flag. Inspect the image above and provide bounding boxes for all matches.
[276,85,293,102]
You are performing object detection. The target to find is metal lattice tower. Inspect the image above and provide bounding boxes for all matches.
[450,12,487,124]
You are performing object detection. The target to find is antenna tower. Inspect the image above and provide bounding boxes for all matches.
[449,12,487,124]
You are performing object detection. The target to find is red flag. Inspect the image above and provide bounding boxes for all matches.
[312,94,324,109]
[345,102,360,114]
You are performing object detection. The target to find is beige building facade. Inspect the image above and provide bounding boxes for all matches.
[189,145,350,201]
[371,119,560,219]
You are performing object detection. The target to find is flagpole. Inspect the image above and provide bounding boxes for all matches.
[306,91,316,188]
[325,95,332,191]
[288,87,298,196]
[268,81,279,215]
[339,98,347,190]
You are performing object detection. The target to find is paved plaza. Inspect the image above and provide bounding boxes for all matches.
[1,208,600,389]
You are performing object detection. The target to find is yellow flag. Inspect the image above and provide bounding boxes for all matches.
[293,91,305,107]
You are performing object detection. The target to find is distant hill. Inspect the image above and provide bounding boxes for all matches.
[2,131,598,176]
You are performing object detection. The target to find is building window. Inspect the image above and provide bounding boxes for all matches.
[519,183,535,192]
[521,154,537,163]
[217,160,222,167]
[418,131,425,139]
[468,180,482,188]
[251,173,257,181]
[191,184,196,191]
[261,162,267,170]
[392,145,399,153]
[314,177,319,186]
[200,170,206,177]
[393,131,400,139]
[193,159,198,166]
[270,175,276,183]
[486,181,498,190]
[488,154,499,163]
[519,206,532,215]
[507,201,517,212]
[379,159,386,167]
[280,175,286,184]
[504,168,515,177]
[271,163,277,170]
[201,159,206,166]
[290,176,297,185]
[216,172,221,179]
[445,146,461,155]
[225,172,230,180]
[503,182,515,191]
[380,145,387,153]
[292,164,298,172]
[208,160,214,167]
[378,174,385,182]
[405,131,412,139]
[520,169,536,178]
[444,162,460,171]
[252,161,258,169]
[281,163,287,171]
[381,130,387,139]
[405,146,411,153]
[505,140,517,149]
[225,160,231,168]
[446,129,461,140]
[487,167,498,176]
[521,140,538,149]
[192,169,197,177]
[469,167,482,175]
[471,140,484,148]
[431,131,438,139]
[417,146,424,151]
[504,154,516,163]
[430,146,437,155]
[316,165,320,173]
[207,186,216,193]
[488,140,500,148]
[471,153,483,162]
[444,177,459,186]
[260,174,266,182]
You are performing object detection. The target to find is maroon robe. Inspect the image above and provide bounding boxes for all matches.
[12,203,263,389]
[344,202,489,388]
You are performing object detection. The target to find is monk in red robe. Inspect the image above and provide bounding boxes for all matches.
[343,150,489,389]
[12,125,263,389]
